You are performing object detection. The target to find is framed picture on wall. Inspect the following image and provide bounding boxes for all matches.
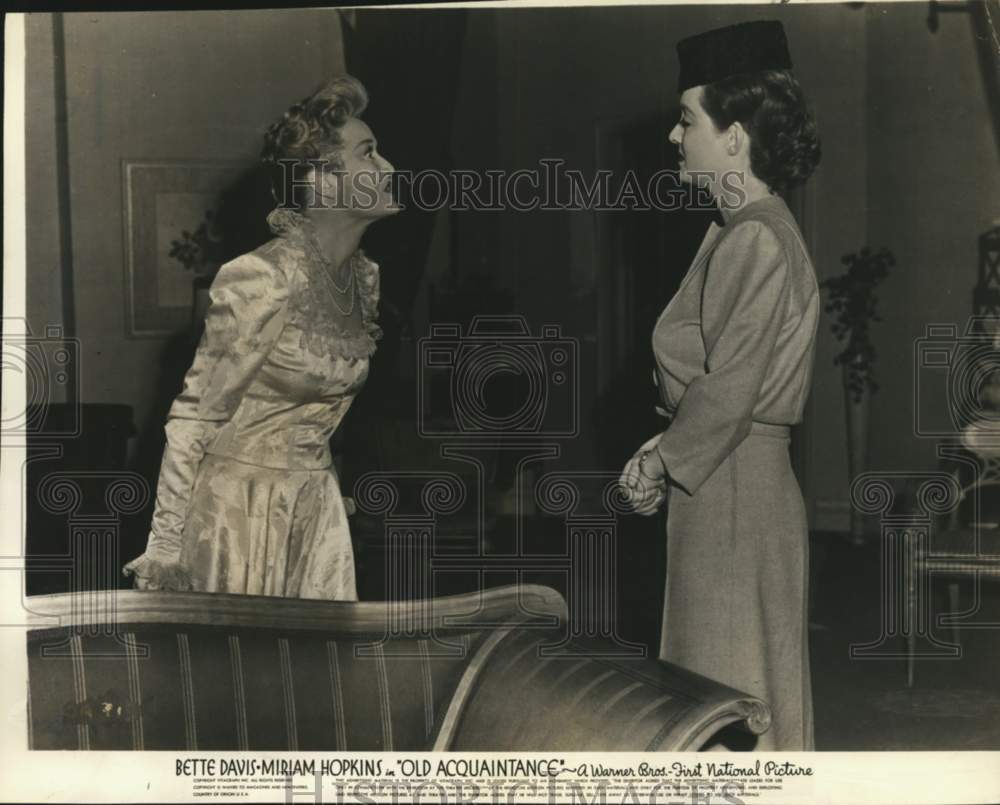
[121,159,257,338]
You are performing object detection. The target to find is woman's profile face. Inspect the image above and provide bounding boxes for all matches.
[316,117,398,219]
[668,87,731,189]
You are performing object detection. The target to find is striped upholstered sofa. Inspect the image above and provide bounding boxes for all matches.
[26,584,769,751]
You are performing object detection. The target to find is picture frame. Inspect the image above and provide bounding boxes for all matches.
[121,159,248,337]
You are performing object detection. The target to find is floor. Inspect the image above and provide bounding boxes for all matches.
[809,532,1000,750]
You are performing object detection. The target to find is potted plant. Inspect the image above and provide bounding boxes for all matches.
[169,209,226,334]
[821,246,895,543]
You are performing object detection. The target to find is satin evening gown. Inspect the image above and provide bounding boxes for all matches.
[124,208,380,600]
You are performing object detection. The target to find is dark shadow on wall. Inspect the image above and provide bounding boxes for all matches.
[336,10,469,550]
[25,404,139,595]
[589,108,719,471]
[588,109,720,651]
[340,10,467,412]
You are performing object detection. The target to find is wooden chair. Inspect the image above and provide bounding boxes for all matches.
[910,447,1000,683]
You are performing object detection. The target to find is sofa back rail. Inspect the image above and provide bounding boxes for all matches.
[25,585,770,751]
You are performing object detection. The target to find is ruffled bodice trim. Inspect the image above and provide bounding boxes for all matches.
[267,207,382,361]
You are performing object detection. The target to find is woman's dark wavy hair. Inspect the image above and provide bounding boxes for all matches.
[261,75,369,209]
[700,69,820,194]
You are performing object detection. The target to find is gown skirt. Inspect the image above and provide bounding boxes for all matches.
[658,424,814,751]
[178,453,358,601]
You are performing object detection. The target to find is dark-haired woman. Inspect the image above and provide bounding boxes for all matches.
[621,22,821,750]
[124,76,396,600]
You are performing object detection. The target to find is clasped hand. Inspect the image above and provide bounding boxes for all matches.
[619,434,668,516]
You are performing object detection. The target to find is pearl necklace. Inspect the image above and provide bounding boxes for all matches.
[303,229,357,317]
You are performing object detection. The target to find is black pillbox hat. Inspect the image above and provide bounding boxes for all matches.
[676,20,793,93]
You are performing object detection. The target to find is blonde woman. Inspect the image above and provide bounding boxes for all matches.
[125,76,396,600]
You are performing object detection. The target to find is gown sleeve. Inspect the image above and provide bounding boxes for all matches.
[654,220,790,497]
[122,252,289,589]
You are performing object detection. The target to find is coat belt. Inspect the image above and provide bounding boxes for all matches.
[654,406,790,438]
